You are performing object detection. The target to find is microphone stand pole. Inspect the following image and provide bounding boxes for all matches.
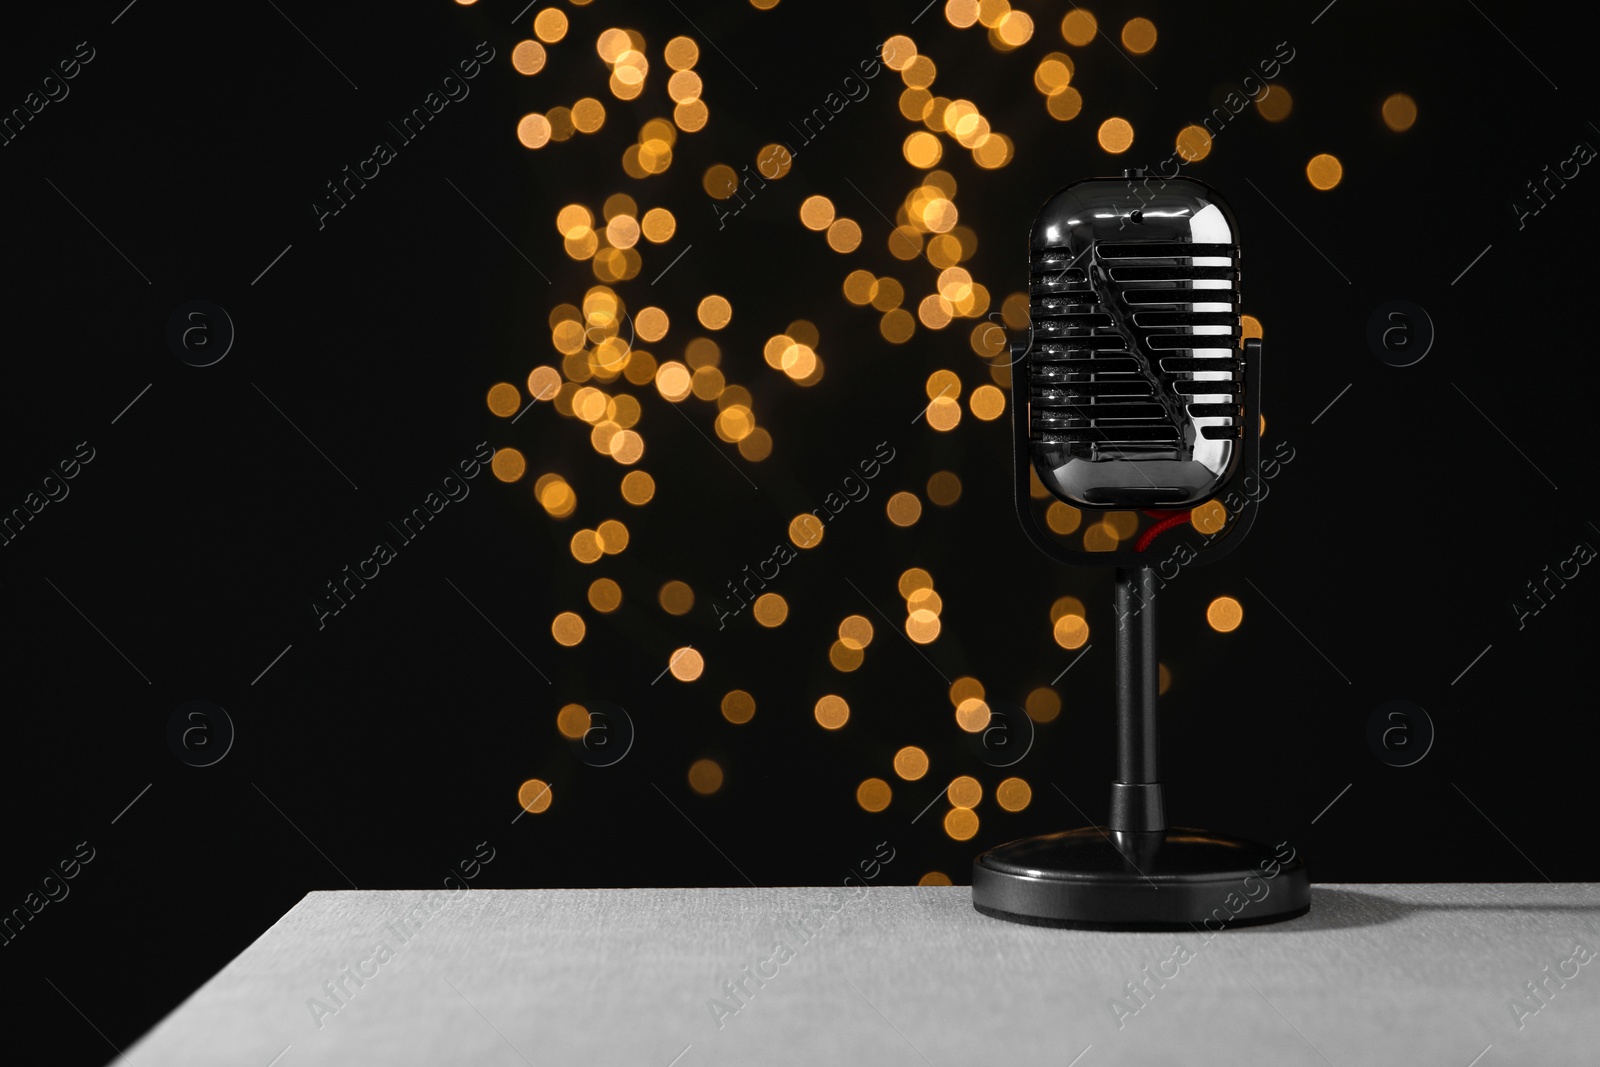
[1110,566,1165,835]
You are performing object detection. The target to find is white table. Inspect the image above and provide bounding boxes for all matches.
[123,884,1600,1065]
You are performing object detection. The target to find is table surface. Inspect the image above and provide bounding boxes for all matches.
[122,884,1600,1066]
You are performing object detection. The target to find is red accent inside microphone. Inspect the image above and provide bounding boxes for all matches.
[1134,510,1192,552]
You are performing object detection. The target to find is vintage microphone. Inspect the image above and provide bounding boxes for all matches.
[970,173,1310,928]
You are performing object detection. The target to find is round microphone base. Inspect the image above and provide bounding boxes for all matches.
[971,827,1309,929]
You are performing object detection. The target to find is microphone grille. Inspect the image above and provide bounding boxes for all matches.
[1026,181,1245,508]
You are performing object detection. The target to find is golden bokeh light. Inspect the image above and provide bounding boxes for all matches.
[640,208,676,244]
[826,218,862,253]
[906,609,942,643]
[596,519,629,555]
[1053,613,1089,649]
[1060,9,1097,46]
[697,294,732,329]
[799,195,835,231]
[1046,501,1083,535]
[996,777,1032,812]
[948,775,983,808]
[894,746,929,780]
[669,70,703,104]
[857,778,892,813]
[674,99,708,133]
[655,361,693,402]
[557,703,590,740]
[898,567,933,599]
[880,308,916,343]
[926,395,962,431]
[995,10,1034,47]
[1105,511,1139,540]
[551,611,586,647]
[722,690,756,724]
[756,142,792,180]
[946,0,979,27]
[714,405,755,443]
[487,382,521,417]
[587,578,622,613]
[1035,54,1075,98]
[491,447,526,482]
[902,55,937,90]
[940,675,979,710]
[927,470,962,506]
[1083,521,1120,552]
[658,580,694,615]
[517,779,552,814]
[919,870,953,886]
[838,615,875,650]
[843,269,876,305]
[596,29,631,65]
[669,647,705,681]
[632,307,668,346]
[536,474,577,518]
[516,113,552,149]
[753,592,789,627]
[1307,153,1343,190]
[572,97,606,133]
[512,41,547,75]
[779,342,817,380]
[788,513,824,549]
[882,35,917,71]
[908,587,943,616]
[920,293,953,329]
[922,196,958,232]
[969,384,1005,420]
[739,427,773,461]
[870,278,908,310]
[528,366,561,401]
[1191,499,1228,535]
[814,694,850,730]
[1207,596,1244,633]
[1382,92,1417,132]
[1121,17,1156,53]
[829,640,864,672]
[1176,124,1212,162]
[609,430,644,465]
[1159,663,1172,695]
[546,106,576,143]
[533,8,568,43]
[1256,85,1292,122]
[944,807,978,840]
[556,204,593,238]
[1050,595,1086,623]
[955,698,992,733]
[688,758,723,795]
[1047,86,1083,121]
[1097,117,1134,154]
[570,529,603,564]
[702,164,739,199]
[886,491,923,527]
[904,131,943,168]
[1025,687,1061,723]
[889,223,923,260]
[664,36,699,70]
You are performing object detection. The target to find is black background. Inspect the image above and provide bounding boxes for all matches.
[2,1,1595,1062]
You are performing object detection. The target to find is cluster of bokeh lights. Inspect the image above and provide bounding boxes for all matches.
[496,2,1415,879]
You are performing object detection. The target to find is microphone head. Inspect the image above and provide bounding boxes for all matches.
[1012,175,1263,567]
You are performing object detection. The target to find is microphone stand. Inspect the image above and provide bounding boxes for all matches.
[970,540,1310,928]
[1111,566,1164,836]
